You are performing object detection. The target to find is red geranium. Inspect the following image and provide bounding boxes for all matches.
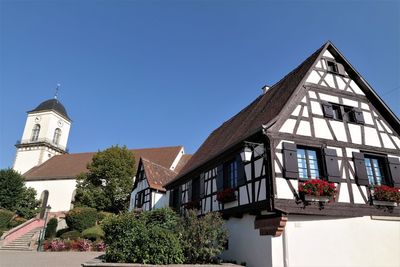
[298,179,336,197]
[372,185,400,203]
[216,187,236,203]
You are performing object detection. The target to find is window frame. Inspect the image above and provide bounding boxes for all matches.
[135,190,145,208]
[223,159,238,189]
[326,60,339,74]
[31,124,41,141]
[325,102,358,124]
[296,146,323,181]
[363,154,388,186]
[52,128,62,145]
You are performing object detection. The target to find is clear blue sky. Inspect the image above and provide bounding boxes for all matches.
[1,0,399,169]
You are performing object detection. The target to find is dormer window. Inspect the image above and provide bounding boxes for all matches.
[327,60,338,73]
[325,59,346,76]
[31,124,41,141]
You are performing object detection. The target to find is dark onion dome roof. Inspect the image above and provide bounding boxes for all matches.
[29,98,71,121]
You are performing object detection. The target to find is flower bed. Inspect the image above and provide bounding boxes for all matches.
[216,188,236,203]
[298,180,336,202]
[43,238,106,252]
[371,185,400,206]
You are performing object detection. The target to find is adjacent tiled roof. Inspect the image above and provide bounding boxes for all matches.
[174,154,192,173]
[24,146,183,181]
[141,158,178,192]
[29,98,71,121]
[168,43,326,185]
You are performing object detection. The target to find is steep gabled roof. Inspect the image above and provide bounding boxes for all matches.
[168,41,400,187]
[141,158,178,192]
[167,43,326,186]
[23,146,183,181]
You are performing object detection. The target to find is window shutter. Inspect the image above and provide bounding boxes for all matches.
[216,165,224,192]
[187,180,192,201]
[135,194,138,208]
[323,148,341,183]
[283,142,299,179]
[236,154,246,187]
[178,186,182,207]
[169,189,174,207]
[387,157,400,187]
[199,173,205,198]
[337,63,346,76]
[353,108,365,124]
[352,152,369,186]
[321,101,334,118]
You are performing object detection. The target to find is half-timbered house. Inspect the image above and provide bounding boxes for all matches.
[129,153,191,211]
[165,41,400,267]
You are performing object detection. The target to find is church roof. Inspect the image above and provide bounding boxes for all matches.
[23,146,183,181]
[29,98,71,121]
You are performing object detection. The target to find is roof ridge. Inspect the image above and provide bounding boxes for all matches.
[142,157,177,174]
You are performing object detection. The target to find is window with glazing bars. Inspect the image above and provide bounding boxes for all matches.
[364,156,386,185]
[297,148,320,179]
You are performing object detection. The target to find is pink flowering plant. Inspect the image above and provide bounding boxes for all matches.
[298,179,336,198]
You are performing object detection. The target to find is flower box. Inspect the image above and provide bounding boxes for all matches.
[184,199,201,210]
[216,188,237,204]
[372,200,398,207]
[298,179,336,203]
[304,195,331,203]
[370,185,400,205]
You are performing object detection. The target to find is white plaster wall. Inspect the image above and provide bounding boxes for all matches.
[276,215,400,267]
[152,191,168,209]
[22,111,71,148]
[14,149,42,174]
[26,179,77,212]
[222,215,273,267]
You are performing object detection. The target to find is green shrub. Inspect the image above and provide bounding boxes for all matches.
[178,210,228,264]
[8,217,27,228]
[60,230,81,240]
[65,207,97,231]
[103,211,184,264]
[82,225,105,241]
[97,211,114,223]
[0,209,14,229]
[56,228,70,237]
[45,218,58,238]
[141,208,179,230]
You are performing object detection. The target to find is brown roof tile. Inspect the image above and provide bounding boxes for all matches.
[142,158,178,192]
[168,43,326,186]
[24,146,183,181]
[174,154,192,174]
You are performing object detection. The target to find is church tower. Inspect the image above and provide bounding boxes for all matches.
[13,96,72,174]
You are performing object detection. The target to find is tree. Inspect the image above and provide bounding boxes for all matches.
[0,168,39,219]
[74,145,135,213]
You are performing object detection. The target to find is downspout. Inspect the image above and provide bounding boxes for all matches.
[282,228,289,267]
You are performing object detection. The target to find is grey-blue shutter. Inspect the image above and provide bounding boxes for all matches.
[199,173,205,198]
[387,157,400,187]
[283,142,299,179]
[353,108,365,124]
[236,154,246,187]
[352,152,369,186]
[323,148,341,183]
[178,186,182,207]
[187,180,192,201]
[216,165,224,191]
[169,189,174,207]
[321,101,334,118]
[337,63,346,76]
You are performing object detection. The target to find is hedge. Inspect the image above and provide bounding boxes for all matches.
[60,230,81,240]
[65,207,97,232]
[82,225,105,241]
[8,217,27,228]
[45,218,58,239]
[0,209,14,229]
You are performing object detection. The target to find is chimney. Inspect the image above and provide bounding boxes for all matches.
[262,85,270,94]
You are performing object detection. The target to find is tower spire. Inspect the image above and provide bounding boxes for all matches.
[54,84,61,100]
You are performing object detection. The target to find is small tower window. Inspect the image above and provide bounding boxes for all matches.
[53,128,62,145]
[31,124,41,141]
[327,60,338,73]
